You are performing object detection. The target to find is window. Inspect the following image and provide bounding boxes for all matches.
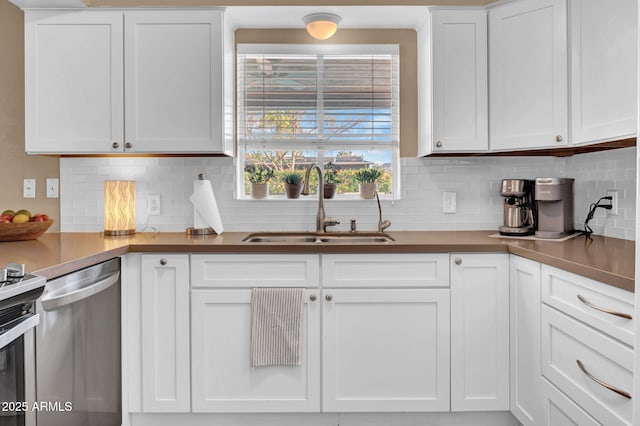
[237,44,400,199]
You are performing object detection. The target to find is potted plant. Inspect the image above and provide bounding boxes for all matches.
[323,162,340,199]
[282,171,303,199]
[354,168,383,199]
[248,165,274,199]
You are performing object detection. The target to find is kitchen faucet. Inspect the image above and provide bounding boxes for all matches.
[301,164,340,232]
[375,190,391,232]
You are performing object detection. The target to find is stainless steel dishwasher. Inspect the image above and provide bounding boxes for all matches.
[35,258,121,426]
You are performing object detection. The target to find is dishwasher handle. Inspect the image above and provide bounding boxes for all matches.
[41,271,120,311]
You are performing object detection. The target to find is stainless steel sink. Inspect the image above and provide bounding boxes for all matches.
[242,232,395,244]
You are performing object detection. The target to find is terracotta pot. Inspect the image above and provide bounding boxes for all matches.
[324,183,337,199]
[251,182,269,199]
[285,182,302,199]
[359,182,377,199]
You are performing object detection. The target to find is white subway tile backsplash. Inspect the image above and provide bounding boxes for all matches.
[59,147,636,239]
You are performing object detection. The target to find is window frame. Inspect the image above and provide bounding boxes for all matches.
[236,43,401,200]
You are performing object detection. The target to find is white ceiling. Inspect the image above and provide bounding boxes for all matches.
[225,6,431,30]
[8,2,445,30]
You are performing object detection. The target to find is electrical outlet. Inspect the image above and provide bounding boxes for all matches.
[46,178,59,198]
[23,179,36,198]
[606,190,619,216]
[148,194,161,216]
[443,192,457,213]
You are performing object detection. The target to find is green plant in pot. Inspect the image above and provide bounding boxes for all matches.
[282,171,303,199]
[323,162,340,199]
[248,165,274,199]
[354,168,383,199]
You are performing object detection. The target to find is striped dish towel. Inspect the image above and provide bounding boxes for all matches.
[250,287,304,368]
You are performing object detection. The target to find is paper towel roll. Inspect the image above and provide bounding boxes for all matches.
[189,179,224,234]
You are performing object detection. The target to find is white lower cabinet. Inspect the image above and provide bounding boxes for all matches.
[124,251,634,424]
[509,256,543,425]
[322,289,450,412]
[190,289,321,412]
[140,254,191,412]
[450,253,510,411]
[541,305,633,425]
[542,378,599,426]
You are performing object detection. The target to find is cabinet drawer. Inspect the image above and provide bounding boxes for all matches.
[541,264,634,346]
[191,254,319,288]
[322,253,449,288]
[542,378,599,426]
[541,305,633,426]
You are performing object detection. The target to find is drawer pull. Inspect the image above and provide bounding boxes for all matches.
[577,294,632,320]
[576,360,631,400]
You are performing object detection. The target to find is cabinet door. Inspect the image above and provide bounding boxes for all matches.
[510,256,543,426]
[450,253,509,411]
[141,254,190,412]
[570,0,637,145]
[322,289,450,412]
[25,11,124,154]
[489,0,568,150]
[191,289,320,412]
[431,10,488,153]
[124,11,226,153]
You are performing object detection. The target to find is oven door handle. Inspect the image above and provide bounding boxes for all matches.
[0,313,39,350]
[41,271,120,311]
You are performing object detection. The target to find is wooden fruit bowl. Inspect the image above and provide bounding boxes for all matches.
[0,220,55,242]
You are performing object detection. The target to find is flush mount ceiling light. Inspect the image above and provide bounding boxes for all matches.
[304,13,341,40]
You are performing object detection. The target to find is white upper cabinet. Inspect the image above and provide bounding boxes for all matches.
[418,9,488,156]
[569,0,637,145]
[124,11,231,154]
[25,9,234,155]
[489,0,568,151]
[25,12,124,154]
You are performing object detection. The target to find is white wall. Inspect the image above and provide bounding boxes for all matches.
[60,147,636,239]
[567,147,637,239]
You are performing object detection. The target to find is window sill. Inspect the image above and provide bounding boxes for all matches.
[236,194,398,202]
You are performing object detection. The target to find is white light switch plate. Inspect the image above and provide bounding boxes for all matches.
[23,179,36,198]
[46,178,59,198]
[443,192,456,213]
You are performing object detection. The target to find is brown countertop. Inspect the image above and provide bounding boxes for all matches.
[0,231,634,292]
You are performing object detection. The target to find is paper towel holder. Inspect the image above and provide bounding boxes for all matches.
[186,173,216,236]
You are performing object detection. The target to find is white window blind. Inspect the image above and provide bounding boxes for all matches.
[237,44,400,147]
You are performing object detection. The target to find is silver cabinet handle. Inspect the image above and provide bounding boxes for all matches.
[577,294,632,320]
[454,258,462,265]
[125,142,133,149]
[112,142,120,149]
[556,135,563,142]
[309,294,317,302]
[160,258,167,266]
[436,141,443,148]
[576,360,631,399]
[325,294,333,302]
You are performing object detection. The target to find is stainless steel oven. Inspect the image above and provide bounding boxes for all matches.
[0,267,46,426]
